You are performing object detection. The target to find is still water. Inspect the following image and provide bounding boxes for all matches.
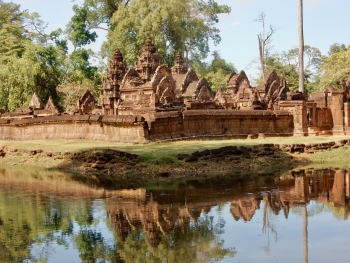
[0,168,350,263]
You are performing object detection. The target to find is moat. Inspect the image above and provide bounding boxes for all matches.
[0,168,349,262]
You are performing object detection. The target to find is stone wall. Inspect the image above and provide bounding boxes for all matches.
[147,110,294,141]
[0,115,148,143]
[0,110,294,143]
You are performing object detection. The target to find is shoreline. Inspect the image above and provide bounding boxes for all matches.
[0,137,349,182]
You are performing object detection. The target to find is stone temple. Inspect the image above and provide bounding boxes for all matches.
[0,37,350,143]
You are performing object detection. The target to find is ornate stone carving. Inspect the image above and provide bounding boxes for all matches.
[156,75,176,104]
[227,71,250,95]
[171,52,188,75]
[182,68,199,94]
[100,48,127,115]
[121,68,144,89]
[78,90,96,114]
[44,96,58,112]
[193,77,212,102]
[29,92,43,110]
[135,37,161,81]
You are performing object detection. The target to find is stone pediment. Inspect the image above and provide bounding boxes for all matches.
[121,68,144,89]
[156,75,176,103]
[182,68,199,93]
[29,92,43,110]
[78,90,97,114]
[79,90,96,106]
[264,70,280,94]
[183,81,198,97]
[194,77,212,100]
[151,65,172,89]
[182,77,213,102]
[44,96,58,111]
[227,70,250,89]
[277,77,289,101]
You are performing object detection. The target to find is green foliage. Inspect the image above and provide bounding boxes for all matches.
[116,216,236,263]
[68,5,98,48]
[328,43,349,56]
[22,11,49,45]
[319,47,350,89]
[0,40,102,111]
[70,49,98,80]
[264,45,322,93]
[105,0,231,66]
[49,29,69,54]
[0,41,39,111]
[0,1,103,112]
[193,51,236,92]
[0,1,26,62]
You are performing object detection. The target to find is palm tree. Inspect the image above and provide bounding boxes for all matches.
[298,0,304,93]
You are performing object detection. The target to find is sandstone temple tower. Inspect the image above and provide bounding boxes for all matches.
[100,48,127,115]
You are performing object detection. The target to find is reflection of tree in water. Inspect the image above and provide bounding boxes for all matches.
[0,188,111,263]
[262,195,280,255]
[2,167,350,262]
[113,214,236,263]
[74,228,112,263]
[214,204,226,235]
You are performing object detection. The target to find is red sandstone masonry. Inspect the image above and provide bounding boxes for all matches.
[0,110,294,143]
[0,115,147,143]
[147,110,294,141]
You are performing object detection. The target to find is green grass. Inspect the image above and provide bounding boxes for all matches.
[0,135,349,168]
[298,147,350,169]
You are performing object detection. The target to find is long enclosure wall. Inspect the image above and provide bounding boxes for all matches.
[0,115,148,143]
[0,111,294,143]
[147,110,294,141]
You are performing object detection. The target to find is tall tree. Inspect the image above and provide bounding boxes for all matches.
[255,12,276,82]
[68,0,131,32]
[319,47,350,89]
[298,0,304,93]
[97,0,230,66]
[0,0,26,62]
[264,45,322,93]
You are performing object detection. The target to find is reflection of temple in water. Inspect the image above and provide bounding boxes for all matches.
[106,169,350,247]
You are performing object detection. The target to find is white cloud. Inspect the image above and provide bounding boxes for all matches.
[231,21,240,27]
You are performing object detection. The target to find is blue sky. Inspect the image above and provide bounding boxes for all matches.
[12,0,350,79]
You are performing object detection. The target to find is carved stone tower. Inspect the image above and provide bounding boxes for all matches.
[171,52,188,74]
[100,48,127,115]
[135,37,161,81]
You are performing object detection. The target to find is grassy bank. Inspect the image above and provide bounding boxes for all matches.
[0,135,349,176]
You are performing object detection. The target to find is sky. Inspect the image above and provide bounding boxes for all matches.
[11,0,350,80]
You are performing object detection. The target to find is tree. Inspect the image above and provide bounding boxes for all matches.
[255,12,276,81]
[193,51,236,92]
[0,1,27,62]
[67,5,98,48]
[69,0,131,32]
[318,48,350,89]
[0,1,103,112]
[102,0,230,66]
[328,43,349,56]
[22,11,49,45]
[264,45,322,93]
[298,0,304,93]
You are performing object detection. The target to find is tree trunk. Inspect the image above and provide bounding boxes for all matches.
[302,204,308,263]
[298,0,304,93]
[258,34,265,82]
